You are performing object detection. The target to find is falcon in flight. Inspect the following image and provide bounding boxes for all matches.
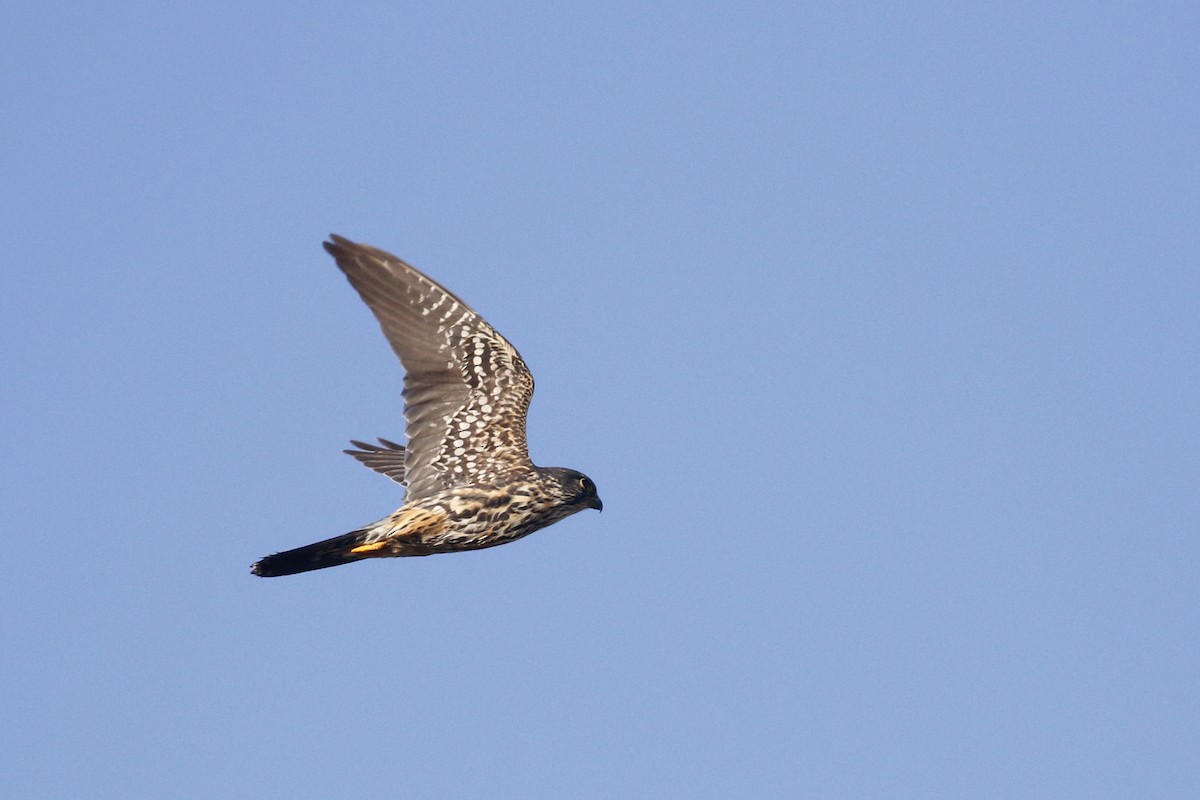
[252,235,601,577]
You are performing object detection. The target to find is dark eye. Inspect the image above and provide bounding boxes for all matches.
[578,476,592,492]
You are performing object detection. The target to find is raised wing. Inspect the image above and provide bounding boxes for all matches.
[324,236,535,499]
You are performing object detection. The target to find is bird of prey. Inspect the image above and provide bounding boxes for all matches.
[251,235,601,577]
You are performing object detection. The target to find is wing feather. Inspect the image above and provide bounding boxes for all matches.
[323,236,535,499]
[344,438,407,484]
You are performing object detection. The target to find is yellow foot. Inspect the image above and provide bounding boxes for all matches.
[350,541,388,554]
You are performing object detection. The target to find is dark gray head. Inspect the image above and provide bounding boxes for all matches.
[542,467,603,512]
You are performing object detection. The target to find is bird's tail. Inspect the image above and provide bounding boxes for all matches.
[251,529,376,577]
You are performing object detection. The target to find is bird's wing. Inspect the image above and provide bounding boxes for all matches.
[324,235,535,500]
[344,438,407,484]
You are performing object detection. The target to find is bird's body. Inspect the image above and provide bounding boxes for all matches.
[252,236,600,578]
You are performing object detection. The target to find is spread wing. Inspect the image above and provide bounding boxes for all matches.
[324,235,535,500]
[344,438,407,484]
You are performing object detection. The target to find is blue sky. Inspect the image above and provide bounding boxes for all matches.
[2,2,1197,797]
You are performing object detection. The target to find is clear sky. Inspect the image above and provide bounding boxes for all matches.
[2,2,1197,798]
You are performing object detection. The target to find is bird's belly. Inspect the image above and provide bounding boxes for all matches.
[423,496,570,552]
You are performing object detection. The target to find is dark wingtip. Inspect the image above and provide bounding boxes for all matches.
[345,438,406,455]
[323,234,354,257]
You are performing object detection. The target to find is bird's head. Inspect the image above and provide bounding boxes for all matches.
[544,467,603,513]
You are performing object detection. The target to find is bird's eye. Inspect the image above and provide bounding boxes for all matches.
[578,476,591,491]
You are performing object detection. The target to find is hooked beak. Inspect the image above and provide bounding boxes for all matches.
[590,495,603,512]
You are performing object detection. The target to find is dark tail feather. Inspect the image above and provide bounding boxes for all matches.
[251,529,372,577]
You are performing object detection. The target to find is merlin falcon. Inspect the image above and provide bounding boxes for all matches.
[251,235,601,577]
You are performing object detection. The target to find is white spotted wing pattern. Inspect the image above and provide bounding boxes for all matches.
[323,235,535,501]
